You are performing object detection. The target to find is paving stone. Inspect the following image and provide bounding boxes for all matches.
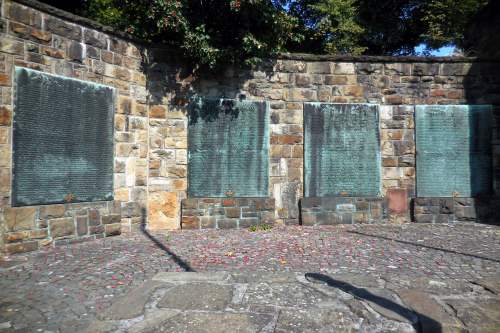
[445,299,500,333]
[127,309,181,333]
[242,282,333,308]
[397,289,464,333]
[153,271,229,282]
[275,308,361,333]
[157,282,232,311]
[100,281,166,320]
[473,277,500,295]
[356,288,418,324]
[142,312,274,333]
[0,223,498,332]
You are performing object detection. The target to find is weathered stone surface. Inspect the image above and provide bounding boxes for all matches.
[397,289,464,333]
[153,271,229,283]
[4,207,36,231]
[143,312,274,333]
[4,241,38,254]
[157,282,232,311]
[39,205,65,219]
[101,281,165,320]
[445,299,500,333]
[101,214,121,225]
[45,17,81,40]
[148,191,178,230]
[104,223,121,236]
[127,309,181,333]
[49,217,75,238]
[275,308,361,333]
[357,288,418,324]
[0,106,11,125]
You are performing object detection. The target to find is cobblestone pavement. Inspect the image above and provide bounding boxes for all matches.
[0,223,499,332]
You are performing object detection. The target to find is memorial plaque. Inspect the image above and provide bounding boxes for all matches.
[416,105,492,197]
[13,67,115,206]
[188,99,269,197]
[304,103,381,197]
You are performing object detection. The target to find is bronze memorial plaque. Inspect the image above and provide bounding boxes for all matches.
[304,103,381,197]
[416,105,492,197]
[12,67,115,206]
[188,99,269,197]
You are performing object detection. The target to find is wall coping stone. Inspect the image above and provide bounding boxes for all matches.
[11,0,147,45]
[12,0,500,64]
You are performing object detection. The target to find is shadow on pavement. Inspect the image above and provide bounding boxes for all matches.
[346,230,500,263]
[140,208,195,272]
[305,273,440,333]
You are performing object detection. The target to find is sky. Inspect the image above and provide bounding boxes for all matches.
[414,44,455,56]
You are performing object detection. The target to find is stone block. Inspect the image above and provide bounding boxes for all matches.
[217,219,238,229]
[414,214,434,223]
[76,216,88,236]
[88,209,100,226]
[387,188,408,214]
[4,207,36,231]
[225,207,241,218]
[39,205,65,219]
[333,62,355,74]
[49,217,75,238]
[200,216,216,228]
[148,191,178,230]
[353,212,369,223]
[105,223,121,236]
[277,60,306,73]
[182,199,199,210]
[239,218,259,228]
[41,46,65,58]
[101,214,121,225]
[30,229,48,239]
[301,211,317,226]
[83,29,107,48]
[295,74,311,87]
[182,216,199,229]
[45,17,81,40]
[89,225,104,235]
[0,106,12,125]
[455,206,476,220]
[4,231,29,243]
[5,241,38,254]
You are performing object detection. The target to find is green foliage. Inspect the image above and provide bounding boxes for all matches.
[82,0,302,69]
[309,0,366,55]
[41,0,495,65]
[420,0,488,50]
[248,223,273,232]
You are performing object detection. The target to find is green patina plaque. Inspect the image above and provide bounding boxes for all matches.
[304,103,381,197]
[416,105,492,197]
[13,67,115,206]
[188,99,269,197]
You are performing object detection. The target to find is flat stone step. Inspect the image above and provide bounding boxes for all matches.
[153,271,229,283]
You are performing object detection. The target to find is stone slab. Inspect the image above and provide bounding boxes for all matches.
[415,105,492,197]
[188,99,269,197]
[100,281,166,320]
[153,271,229,283]
[304,103,381,197]
[141,312,274,333]
[397,289,464,333]
[157,282,233,311]
[12,67,115,206]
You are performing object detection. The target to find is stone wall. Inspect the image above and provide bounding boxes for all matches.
[300,197,387,225]
[1,0,500,253]
[162,58,500,227]
[0,0,147,253]
[181,198,275,230]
